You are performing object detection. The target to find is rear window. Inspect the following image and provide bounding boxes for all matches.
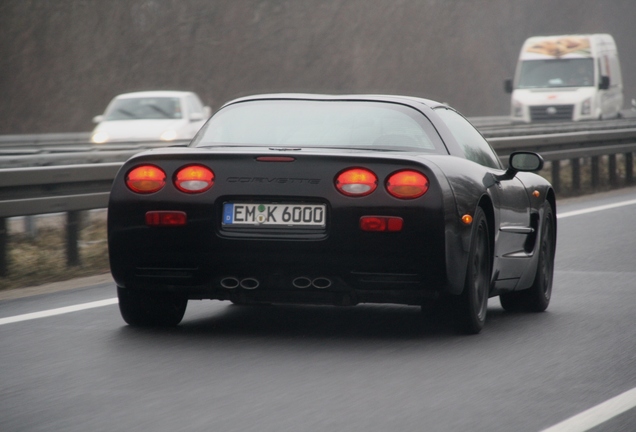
[191,100,444,152]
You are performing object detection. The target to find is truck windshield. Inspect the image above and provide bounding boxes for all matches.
[517,58,594,89]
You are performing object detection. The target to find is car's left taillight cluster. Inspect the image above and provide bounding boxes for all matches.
[335,167,428,199]
[126,164,214,194]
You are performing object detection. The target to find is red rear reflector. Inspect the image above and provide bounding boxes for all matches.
[126,165,166,194]
[256,156,296,162]
[360,216,403,232]
[335,168,378,196]
[174,165,214,193]
[145,211,187,227]
[386,170,429,199]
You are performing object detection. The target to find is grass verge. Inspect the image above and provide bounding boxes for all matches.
[0,215,110,292]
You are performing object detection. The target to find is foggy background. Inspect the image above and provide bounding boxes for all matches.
[1,0,634,134]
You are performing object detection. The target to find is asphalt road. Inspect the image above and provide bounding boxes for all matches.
[1,188,636,432]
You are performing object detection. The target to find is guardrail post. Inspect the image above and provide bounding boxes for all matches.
[551,160,561,192]
[609,155,618,187]
[0,217,7,277]
[66,211,81,267]
[571,158,581,191]
[626,153,634,185]
[24,215,37,239]
[591,156,600,188]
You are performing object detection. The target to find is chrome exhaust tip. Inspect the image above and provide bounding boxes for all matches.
[240,278,259,290]
[220,277,240,289]
[292,277,312,289]
[312,277,332,289]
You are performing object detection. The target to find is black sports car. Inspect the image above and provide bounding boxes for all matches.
[108,94,556,333]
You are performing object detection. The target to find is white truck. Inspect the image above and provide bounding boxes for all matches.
[505,34,623,123]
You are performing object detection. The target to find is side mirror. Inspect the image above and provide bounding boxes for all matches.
[599,76,610,90]
[189,112,204,122]
[92,115,104,124]
[504,79,513,94]
[493,152,544,183]
[509,151,544,172]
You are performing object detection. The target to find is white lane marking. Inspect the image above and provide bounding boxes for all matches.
[558,198,636,219]
[551,197,636,429]
[541,387,636,432]
[0,298,118,326]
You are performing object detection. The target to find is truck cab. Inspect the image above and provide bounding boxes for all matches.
[505,34,623,123]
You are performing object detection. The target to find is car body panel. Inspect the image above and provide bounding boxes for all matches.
[108,94,555,309]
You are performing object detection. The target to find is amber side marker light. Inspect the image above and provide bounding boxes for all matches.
[175,165,214,193]
[461,214,473,225]
[386,170,429,199]
[360,216,403,232]
[145,211,187,227]
[126,165,166,193]
[533,190,540,198]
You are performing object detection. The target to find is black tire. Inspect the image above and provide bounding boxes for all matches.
[454,207,491,334]
[117,287,187,327]
[500,202,555,312]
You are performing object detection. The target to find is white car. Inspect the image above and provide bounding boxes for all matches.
[91,91,211,144]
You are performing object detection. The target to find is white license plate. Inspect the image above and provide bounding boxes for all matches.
[222,203,326,227]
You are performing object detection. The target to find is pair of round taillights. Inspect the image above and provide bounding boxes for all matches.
[335,168,429,199]
[126,165,214,194]
[126,165,429,199]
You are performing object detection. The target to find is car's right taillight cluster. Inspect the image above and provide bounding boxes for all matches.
[335,167,428,199]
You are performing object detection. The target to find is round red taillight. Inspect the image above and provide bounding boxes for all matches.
[126,165,166,194]
[174,165,214,193]
[386,170,429,199]
[335,168,378,196]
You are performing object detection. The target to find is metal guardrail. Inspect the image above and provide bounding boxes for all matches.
[489,127,636,156]
[0,163,122,273]
[488,127,636,192]
[0,163,120,218]
[1,125,636,274]
[1,127,636,219]
[0,132,91,146]
[0,139,189,168]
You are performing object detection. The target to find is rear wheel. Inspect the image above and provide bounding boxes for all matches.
[117,287,187,327]
[454,207,491,334]
[500,202,555,312]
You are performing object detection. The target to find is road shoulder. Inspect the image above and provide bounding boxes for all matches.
[0,272,114,301]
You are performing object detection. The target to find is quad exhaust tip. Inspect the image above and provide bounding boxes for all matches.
[240,278,259,290]
[220,277,240,289]
[292,276,332,289]
[292,277,312,289]
[220,277,259,290]
[222,276,330,290]
[312,277,332,289]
